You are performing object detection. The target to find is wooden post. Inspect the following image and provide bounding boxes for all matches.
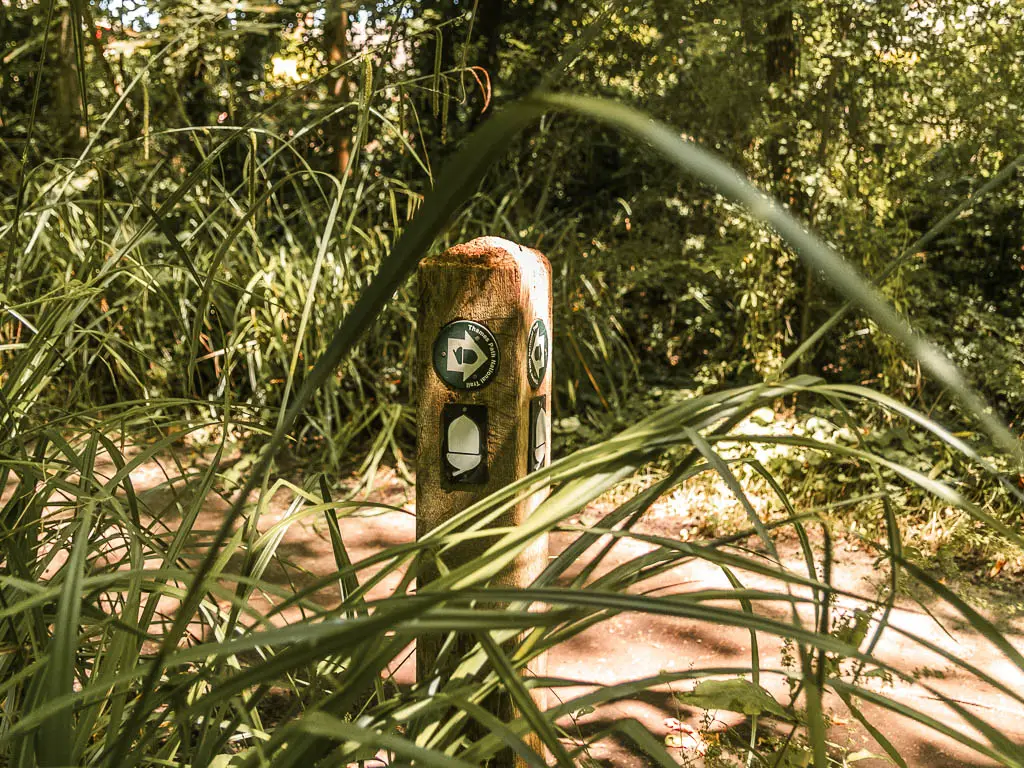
[416,236,552,756]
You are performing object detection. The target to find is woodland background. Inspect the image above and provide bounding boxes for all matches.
[4,0,1023,448]
[3,1,1024,766]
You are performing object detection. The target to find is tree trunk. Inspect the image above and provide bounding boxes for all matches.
[470,0,503,121]
[764,2,797,202]
[324,0,352,175]
[764,2,812,371]
[57,10,85,153]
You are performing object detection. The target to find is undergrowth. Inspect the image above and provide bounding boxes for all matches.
[2,6,1024,768]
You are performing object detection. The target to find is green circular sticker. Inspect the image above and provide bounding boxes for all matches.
[527,319,548,389]
[433,320,500,390]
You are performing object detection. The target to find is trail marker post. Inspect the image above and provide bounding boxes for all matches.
[416,236,552,758]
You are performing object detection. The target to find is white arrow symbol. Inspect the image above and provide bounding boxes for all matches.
[447,331,487,382]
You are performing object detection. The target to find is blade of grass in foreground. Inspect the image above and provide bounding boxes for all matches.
[35,449,96,767]
[526,93,1018,459]
[112,92,1022,765]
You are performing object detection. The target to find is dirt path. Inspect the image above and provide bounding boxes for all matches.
[129,460,1024,766]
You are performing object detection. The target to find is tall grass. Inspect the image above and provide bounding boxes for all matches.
[2,11,1024,767]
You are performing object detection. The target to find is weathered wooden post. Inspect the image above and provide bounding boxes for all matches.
[416,236,552,755]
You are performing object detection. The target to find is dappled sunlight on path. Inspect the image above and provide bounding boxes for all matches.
[120,452,1024,767]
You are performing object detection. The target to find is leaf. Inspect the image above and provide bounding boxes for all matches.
[773,744,813,768]
[676,678,788,719]
[209,752,251,768]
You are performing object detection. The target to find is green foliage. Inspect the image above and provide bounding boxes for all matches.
[677,678,789,719]
[2,2,1024,767]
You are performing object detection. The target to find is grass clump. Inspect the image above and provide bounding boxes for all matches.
[3,5,1024,767]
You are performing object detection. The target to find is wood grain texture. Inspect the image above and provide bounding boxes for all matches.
[416,237,552,759]
[416,236,551,579]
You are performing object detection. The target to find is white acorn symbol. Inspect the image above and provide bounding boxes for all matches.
[447,414,482,476]
[533,406,548,467]
[446,331,487,382]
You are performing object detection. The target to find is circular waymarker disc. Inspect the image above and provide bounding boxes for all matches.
[433,320,500,390]
[526,318,549,389]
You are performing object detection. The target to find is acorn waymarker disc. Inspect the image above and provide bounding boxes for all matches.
[526,318,548,389]
[433,320,499,390]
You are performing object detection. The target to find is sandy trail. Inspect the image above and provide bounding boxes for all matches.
[11,449,1023,766]
[168,459,1024,766]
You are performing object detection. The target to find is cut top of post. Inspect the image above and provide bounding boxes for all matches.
[423,236,548,272]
